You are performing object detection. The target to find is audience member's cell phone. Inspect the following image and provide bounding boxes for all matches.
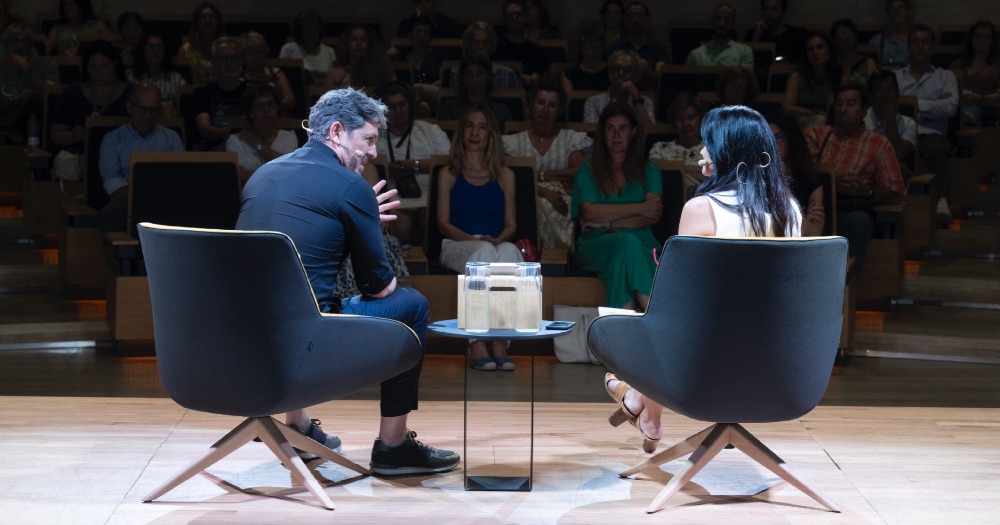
[546,321,575,330]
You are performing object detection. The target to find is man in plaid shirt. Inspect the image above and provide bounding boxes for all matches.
[804,82,905,275]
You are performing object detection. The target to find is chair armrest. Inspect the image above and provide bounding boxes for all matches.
[60,200,98,227]
[104,231,141,276]
[873,202,906,238]
[906,173,936,195]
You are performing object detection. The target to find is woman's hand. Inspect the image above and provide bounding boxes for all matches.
[538,185,568,216]
[640,196,662,222]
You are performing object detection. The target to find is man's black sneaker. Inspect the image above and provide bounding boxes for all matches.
[290,419,342,459]
[370,430,460,476]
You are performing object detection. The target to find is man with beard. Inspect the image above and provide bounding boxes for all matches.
[582,49,654,127]
[236,87,460,477]
[686,3,754,69]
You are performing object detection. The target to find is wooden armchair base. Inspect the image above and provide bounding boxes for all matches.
[143,416,369,510]
[620,423,840,514]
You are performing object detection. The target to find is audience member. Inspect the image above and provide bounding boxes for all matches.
[649,93,705,199]
[436,104,522,371]
[606,2,669,74]
[950,20,1000,126]
[45,0,109,57]
[785,32,841,127]
[767,110,824,236]
[562,25,609,92]
[598,0,625,55]
[396,0,463,39]
[398,16,446,86]
[803,82,904,275]
[279,10,336,85]
[177,2,224,85]
[325,25,395,91]
[0,24,57,141]
[115,11,143,68]
[582,49,654,127]
[571,101,661,311]
[237,86,459,476]
[864,69,916,176]
[502,76,592,249]
[494,0,550,87]
[1,1,26,31]
[226,82,297,184]
[869,0,911,69]
[604,105,802,453]
[438,54,513,130]
[448,22,520,90]
[239,31,295,115]
[895,24,958,224]
[371,80,450,245]
[97,83,183,232]
[126,33,186,116]
[745,0,806,63]
[831,19,877,85]
[50,40,133,153]
[715,66,759,106]
[523,0,561,41]
[686,3,754,70]
[190,36,245,151]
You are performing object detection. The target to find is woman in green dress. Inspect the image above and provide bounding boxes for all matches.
[571,101,662,311]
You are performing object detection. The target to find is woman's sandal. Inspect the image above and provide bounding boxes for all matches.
[604,373,660,453]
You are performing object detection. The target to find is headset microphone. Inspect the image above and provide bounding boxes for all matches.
[697,159,710,167]
[354,149,366,158]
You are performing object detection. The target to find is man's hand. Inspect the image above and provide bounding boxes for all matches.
[939,92,953,100]
[372,179,400,222]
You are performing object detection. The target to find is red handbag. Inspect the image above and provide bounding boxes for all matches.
[515,238,538,262]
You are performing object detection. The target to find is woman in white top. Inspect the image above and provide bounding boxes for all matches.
[226,83,298,184]
[605,105,802,453]
[279,10,336,85]
[502,77,592,249]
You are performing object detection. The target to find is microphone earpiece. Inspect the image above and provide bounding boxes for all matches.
[697,159,711,167]
[354,149,365,158]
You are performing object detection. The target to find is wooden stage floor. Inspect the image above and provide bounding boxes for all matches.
[2,394,999,523]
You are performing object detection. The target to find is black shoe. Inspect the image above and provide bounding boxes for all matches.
[370,430,460,476]
[290,419,342,459]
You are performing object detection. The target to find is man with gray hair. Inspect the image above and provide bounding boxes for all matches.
[448,21,520,89]
[237,87,460,477]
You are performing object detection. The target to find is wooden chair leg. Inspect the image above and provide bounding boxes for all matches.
[646,424,730,514]
[256,417,335,510]
[728,423,840,512]
[276,421,370,476]
[620,425,715,477]
[143,416,259,502]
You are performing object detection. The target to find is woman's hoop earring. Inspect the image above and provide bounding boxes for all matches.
[736,161,747,185]
[759,151,771,168]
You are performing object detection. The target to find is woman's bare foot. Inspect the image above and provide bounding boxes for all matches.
[469,340,490,361]
[489,340,509,359]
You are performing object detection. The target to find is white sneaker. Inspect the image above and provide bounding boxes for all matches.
[936,197,953,226]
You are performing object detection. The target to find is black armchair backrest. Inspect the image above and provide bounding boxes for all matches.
[589,235,848,423]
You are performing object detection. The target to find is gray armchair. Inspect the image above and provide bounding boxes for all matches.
[137,223,423,510]
[588,235,848,514]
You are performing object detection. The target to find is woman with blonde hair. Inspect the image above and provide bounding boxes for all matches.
[436,104,522,371]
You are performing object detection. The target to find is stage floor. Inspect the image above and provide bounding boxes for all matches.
[2,396,999,524]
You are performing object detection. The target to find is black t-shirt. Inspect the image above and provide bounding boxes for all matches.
[236,141,394,313]
[564,65,611,91]
[397,12,464,39]
[190,81,246,150]
[493,38,551,75]
[745,25,808,64]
